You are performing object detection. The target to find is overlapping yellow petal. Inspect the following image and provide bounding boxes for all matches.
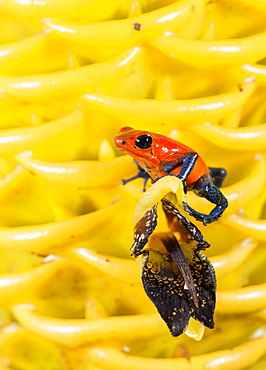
[0,0,265,368]
[0,46,142,98]
[16,152,136,187]
[0,257,66,300]
[211,238,257,277]
[0,323,70,369]
[189,121,266,151]
[0,196,136,254]
[150,32,266,67]
[240,63,266,83]
[186,153,265,216]
[67,247,141,284]
[223,214,266,241]
[82,78,255,126]
[42,0,204,48]
[217,283,266,314]
[0,33,48,70]
[12,304,166,347]
[133,175,184,224]
[84,331,266,370]
[0,108,83,154]
[0,0,136,20]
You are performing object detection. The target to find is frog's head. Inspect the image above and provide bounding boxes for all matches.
[114,126,155,160]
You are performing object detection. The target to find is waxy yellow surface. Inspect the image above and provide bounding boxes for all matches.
[0,0,266,369]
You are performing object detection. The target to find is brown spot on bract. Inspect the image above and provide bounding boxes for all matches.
[173,343,191,360]
[133,23,141,31]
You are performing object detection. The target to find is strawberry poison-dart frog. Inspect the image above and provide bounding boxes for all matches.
[114,126,228,225]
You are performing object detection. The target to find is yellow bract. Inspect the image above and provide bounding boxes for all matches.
[0,0,265,369]
[133,175,184,224]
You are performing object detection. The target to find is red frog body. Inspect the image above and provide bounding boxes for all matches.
[114,126,209,189]
[114,126,228,225]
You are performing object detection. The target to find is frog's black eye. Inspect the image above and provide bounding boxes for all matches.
[135,134,153,149]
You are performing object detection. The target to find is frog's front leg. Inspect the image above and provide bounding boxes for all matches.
[174,153,198,182]
[122,161,150,191]
[183,174,228,225]
[162,152,198,193]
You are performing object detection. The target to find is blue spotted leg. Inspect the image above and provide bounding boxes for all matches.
[183,172,228,226]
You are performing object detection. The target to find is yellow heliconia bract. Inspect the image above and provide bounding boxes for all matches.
[84,333,266,370]
[0,46,143,98]
[12,304,167,347]
[240,63,266,83]
[16,152,136,187]
[41,0,205,47]
[0,108,83,154]
[211,238,258,277]
[82,78,255,126]
[0,33,48,70]
[150,32,266,67]
[186,153,265,215]
[133,175,184,224]
[0,258,67,300]
[0,0,266,369]
[0,196,136,254]
[0,0,136,20]
[223,214,266,241]
[67,247,141,284]
[189,121,266,151]
[216,283,266,314]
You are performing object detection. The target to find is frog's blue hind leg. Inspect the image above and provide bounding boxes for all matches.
[209,167,227,188]
[183,174,228,225]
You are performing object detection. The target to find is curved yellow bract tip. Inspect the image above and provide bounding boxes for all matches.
[223,214,266,241]
[84,332,266,370]
[211,238,257,278]
[41,0,203,46]
[98,139,115,161]
[216,283,266,314]
[68,247,141,284]
[11,304,166,347]
[133,175,184,224]
[0,47,142,98]
[189,121,266,151]
[16,151,136,187]
[82,81,255,126]
[150,33,266,66]
[0,0,266,368]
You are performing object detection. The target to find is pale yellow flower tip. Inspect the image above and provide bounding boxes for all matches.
[133,175,185,225]
[98,139,115,161]
[184,317,205,341]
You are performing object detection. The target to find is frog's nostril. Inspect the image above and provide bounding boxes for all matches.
[122,140,126,145]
